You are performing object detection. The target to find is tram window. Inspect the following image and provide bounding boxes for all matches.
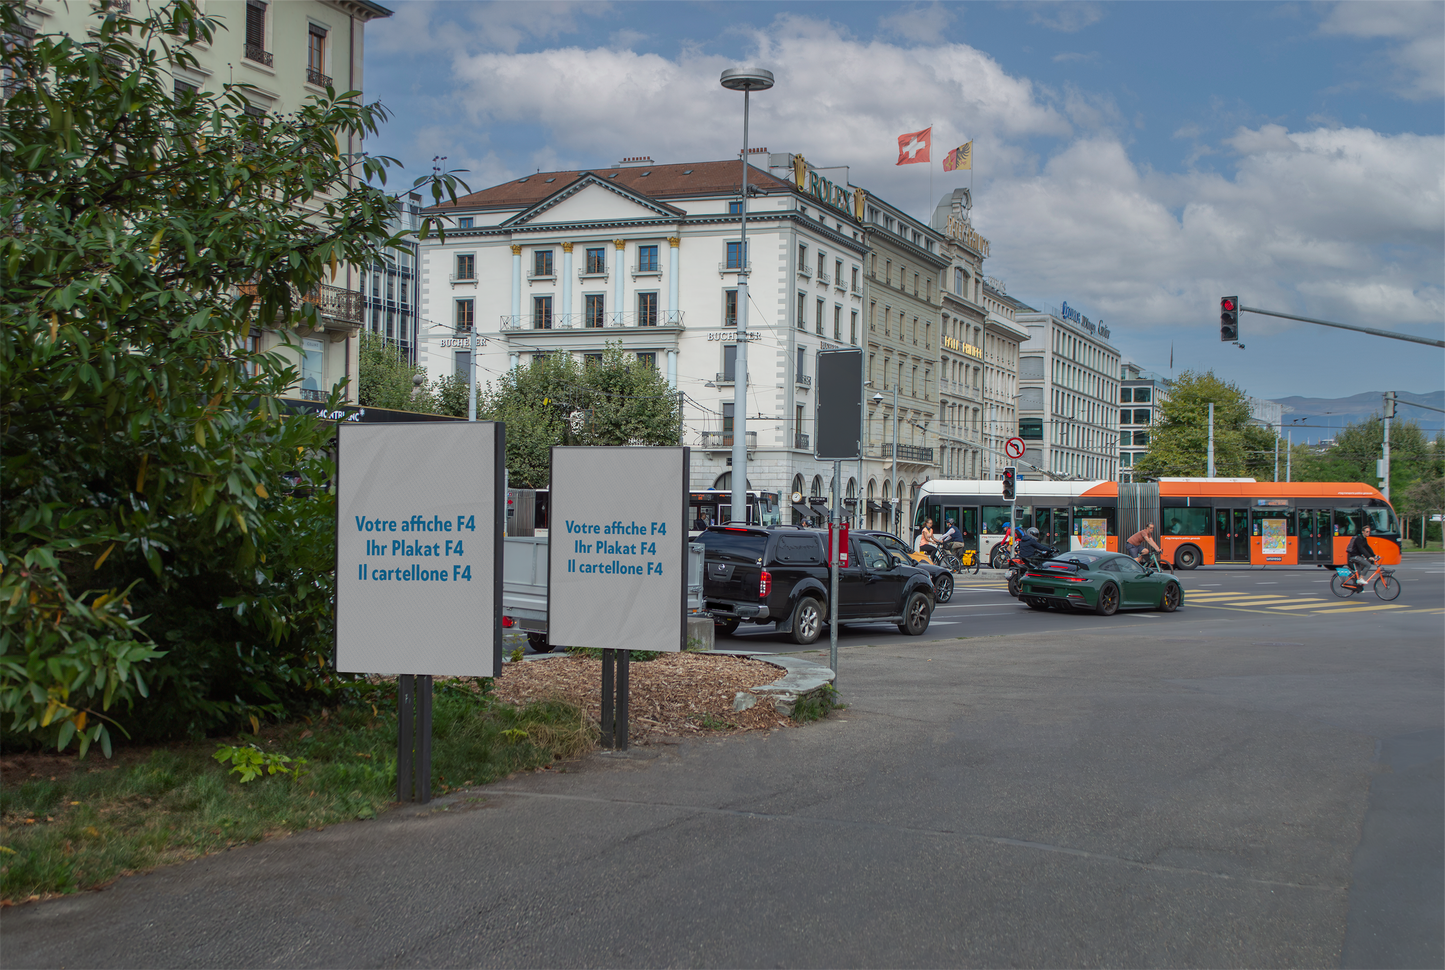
[1364,507,1398,534]
[1162,507,1210,536]
[983,505,1028,532]
[1072,506,1115,539]
[1334,508,1365,536]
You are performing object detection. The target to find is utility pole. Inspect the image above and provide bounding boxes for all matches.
[1207,402,1215,478]
[1382,391,1395,501]
[1286,430,1292,483]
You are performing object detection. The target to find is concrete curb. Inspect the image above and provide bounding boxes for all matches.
[705,650,837,717]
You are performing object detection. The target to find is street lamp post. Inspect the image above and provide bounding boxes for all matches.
[873,385,899,532]
[720,67,773,524]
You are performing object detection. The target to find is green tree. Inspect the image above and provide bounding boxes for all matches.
[0,2,462,752]
[478,345,681,487]
[1133,371,1278,480]
[357,331,433,412]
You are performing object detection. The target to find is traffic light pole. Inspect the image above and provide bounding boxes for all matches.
[1239,305,1444,349]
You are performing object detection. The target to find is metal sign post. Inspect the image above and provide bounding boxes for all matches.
[815,348,863,682]
[335,422,504,804]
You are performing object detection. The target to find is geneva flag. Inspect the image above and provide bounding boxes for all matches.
[942,141,972,172]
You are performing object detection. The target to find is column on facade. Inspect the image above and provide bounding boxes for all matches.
[667,236,680,325]
[561,242,574,322]
[613,238,626,324]
[510,244,522,325]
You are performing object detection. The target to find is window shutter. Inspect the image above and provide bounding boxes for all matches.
[246,1,266,48]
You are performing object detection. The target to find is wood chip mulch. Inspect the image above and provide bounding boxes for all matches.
[490,652,792,742]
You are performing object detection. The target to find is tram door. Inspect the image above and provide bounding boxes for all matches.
[1296,509,1332,563]
[1214,508,1250,561]
[1035,507,1072,551]
[941,507,978,554]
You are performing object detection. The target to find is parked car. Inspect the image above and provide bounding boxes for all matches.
[856,530,956,603]
[696,526,936,644]
[1017,549,1184,615]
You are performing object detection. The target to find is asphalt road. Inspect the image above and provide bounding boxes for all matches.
[3,557,1441,969]
[720,554,1445,653]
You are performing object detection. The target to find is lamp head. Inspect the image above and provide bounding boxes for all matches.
[720,67,775,92]
[872,392,884,404]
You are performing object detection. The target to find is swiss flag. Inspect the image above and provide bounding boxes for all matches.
[896,127,932,165]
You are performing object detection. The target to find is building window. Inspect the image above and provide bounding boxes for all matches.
[796,405,806,449]
[726,241,746,270]
[1133,409,1150,425]
[954,267,963,294]
[833,305,842,341]
[457,217,473,229]
[583,353,604,368]
[585,293,605,328]
[533,249,553,277]
[638,244,659,272]
[1134,430,1149,447]
[1019,418,1043,439]
[244,1,271,65]
[371,273,379,297]
[850,310,858,345]
[797,292,806,332]
[637,352,656,368]
[1119,408,1131,425]
[638,291,658,326]
[835,259,843,286]
[798,243,807,269]
[306,24,328,85]
[455,254,475,280]
[817,251,826,278]
[454,351,470,380]
[852,267,859,292]
[728,200,742,215]
[532,295,552,329]
[722,402,734,439]
[815,298,824,335]
[796,347,806,384]
[1133,387,1151,403]
[722,344,737,382]
[1121,387,1132,403]
[885,259,891,285]
[173,78,198,101]
[724,289,738,327]
[400,280,408,304]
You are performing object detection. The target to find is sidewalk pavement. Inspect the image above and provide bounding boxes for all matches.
[2,630,1439,968]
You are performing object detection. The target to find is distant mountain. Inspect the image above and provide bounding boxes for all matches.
[1272,390,1444,443]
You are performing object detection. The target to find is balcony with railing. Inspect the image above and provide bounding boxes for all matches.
[717,261,751,275]
[816,270,831,285]
[244,44,273,67]
[501,310,683,330]
[794,432,810,450]
[700,431,757,449]
[306,67,332,87]
[870,442,935,464]
[239,282,362,328]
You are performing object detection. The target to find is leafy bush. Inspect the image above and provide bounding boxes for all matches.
[0,1,462,753]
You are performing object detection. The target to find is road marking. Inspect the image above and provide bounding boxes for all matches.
[1267,601,1336,610]
[1308,603,1409,614]
[1255,582,1279,584]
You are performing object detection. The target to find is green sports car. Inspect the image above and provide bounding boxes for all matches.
[1017,549,1184,615]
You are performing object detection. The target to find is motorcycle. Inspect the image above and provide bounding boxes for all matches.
[1007,547,1057,597]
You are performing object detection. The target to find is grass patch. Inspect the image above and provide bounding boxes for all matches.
[0,680,594,901]
[791,685,845,723]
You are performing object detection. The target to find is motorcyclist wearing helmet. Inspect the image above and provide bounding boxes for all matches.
[1017,527,1054,562]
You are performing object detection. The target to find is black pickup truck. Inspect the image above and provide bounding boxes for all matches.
[696,526,936,645]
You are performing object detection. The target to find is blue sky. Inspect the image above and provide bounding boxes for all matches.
[361,1,1444,403]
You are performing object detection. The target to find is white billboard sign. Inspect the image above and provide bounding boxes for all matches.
[547,447,688,653]
[335,422,503,676]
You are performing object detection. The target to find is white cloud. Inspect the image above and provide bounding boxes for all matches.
[1172,123,1202,140]
[877,3,955,43]
[1027,2,1105,33]
[1319,0,1445,100]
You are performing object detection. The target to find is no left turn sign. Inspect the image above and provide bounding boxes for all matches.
[1005,437,1026,460]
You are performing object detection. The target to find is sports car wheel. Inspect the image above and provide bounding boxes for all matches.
[933,573,954,603]
[1026,597,1050,612]
[789,597,823,645]
[1174,545,1201,570]
[1095,582,1120,616]
[898,592,932,636]
[714,618,740,636]
[1159,582,1181,613]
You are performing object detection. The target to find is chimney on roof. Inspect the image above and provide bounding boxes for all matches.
[614,156,654,167]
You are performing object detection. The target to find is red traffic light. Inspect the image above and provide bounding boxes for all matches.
[1220,298,1236,311]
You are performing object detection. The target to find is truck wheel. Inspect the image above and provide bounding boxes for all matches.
[789,597,823,645]
[897,591,932,635]
[714,618,740,636]
[526,632,553,654]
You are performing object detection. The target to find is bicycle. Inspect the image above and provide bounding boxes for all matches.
[1137,548,1173,573]
[1330,561,1401,601]
[933,548,978,574]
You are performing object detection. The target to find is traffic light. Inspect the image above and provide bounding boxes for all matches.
[1002,466,1016,501]
[1220,296,1239,342]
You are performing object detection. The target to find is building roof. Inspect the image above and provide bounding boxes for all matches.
[428,160,797,213]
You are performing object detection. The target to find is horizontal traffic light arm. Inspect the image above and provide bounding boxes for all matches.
[1239,304,1443,348]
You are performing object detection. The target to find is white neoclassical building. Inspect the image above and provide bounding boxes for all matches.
[417,155,875,506]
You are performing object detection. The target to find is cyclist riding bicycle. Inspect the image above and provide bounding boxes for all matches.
[1124,522,1163,563]
[936,518,967,558]
[1346,525,1378,587]
[918,518,938,560]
